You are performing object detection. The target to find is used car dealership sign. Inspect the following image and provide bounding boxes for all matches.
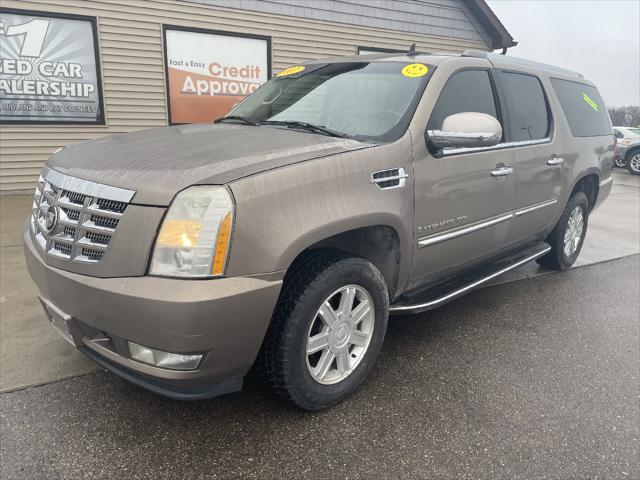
[163,26,271,124]
[0,9,104,124]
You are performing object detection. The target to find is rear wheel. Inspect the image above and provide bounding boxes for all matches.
[626,150,640,175]
[537,192,589,270]
[260,253,389,410]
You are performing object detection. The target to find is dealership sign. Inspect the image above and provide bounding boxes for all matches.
[163,26,271,124]
[0,9,104,124]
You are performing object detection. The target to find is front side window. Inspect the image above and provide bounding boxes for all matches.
[500,72,550,141]
[427,69,499,131]
[228,62,433,142]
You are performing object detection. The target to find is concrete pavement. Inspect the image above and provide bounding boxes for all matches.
[1,170,638,392]
[1,254,638,479]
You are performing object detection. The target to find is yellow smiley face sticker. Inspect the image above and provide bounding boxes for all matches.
[401,63,429,78]
[277,65,306,77]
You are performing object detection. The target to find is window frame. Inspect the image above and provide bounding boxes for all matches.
[494,69,554,144]
[426,67,507,157]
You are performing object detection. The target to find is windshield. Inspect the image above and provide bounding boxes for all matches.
[628,128,640,135]
[227,61,433,142]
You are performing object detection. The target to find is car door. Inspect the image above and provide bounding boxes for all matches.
[494,69,565,248]
[409,66,517,289]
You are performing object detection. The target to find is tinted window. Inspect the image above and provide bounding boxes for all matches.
[427,69,499,131]
[550,78,611,136]
[500,72,550,141]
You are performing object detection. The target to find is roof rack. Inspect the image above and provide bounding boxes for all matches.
[462,50,583,78]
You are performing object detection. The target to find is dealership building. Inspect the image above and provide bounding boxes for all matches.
[0,0,514,193]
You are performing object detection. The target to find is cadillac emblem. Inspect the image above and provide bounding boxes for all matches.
[45,205,59,233]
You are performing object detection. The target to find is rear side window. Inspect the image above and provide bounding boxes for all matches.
[550,78,611,136]
[427,69,499,130]
[500,72,550,141]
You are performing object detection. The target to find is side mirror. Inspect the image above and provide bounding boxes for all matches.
[427,112,502,150]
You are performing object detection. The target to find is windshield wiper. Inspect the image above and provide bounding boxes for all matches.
[214,115,259,126]
[261,120,348,138]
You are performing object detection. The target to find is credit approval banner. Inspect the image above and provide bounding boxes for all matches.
[0,9,104,124]
[164,26,271,124]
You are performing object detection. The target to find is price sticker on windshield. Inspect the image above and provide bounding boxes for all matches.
[401,63,429,78]
[277,65,306,77]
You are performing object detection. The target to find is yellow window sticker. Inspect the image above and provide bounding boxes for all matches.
[401,63,429,78]
[582,92,599,112]
[277,65,306,77]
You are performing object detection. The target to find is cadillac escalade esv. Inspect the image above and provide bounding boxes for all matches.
[25,51,614,410]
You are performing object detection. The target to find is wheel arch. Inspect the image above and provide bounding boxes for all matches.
[569,169,600,212]
[624,145,640,163]
[280,217,408,300]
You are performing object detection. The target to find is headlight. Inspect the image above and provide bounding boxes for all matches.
[149,186,234,277]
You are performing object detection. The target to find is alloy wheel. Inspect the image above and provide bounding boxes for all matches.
[305,285,374,385]
[629,153,640,173]
[563,205,584,257]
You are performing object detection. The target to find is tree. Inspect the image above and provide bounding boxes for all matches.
[608,106,640,127]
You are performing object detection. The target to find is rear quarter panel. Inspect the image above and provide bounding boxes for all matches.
[542,74,615,217]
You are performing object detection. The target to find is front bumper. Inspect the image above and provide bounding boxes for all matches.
[24,227,283,399]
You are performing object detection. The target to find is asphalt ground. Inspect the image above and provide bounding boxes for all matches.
[1,254,638,480]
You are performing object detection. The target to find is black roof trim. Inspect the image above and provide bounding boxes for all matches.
[468,0,518,50]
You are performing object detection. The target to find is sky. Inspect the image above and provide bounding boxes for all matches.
[486,0,640,107]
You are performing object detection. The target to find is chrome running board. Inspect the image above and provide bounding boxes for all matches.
[390,242,551,315]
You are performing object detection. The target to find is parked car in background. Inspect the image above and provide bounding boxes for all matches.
[613,126,640,168]
[624,138,640,175]
[24,51,614,410]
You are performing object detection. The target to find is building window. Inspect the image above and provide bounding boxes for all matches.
[163,25,271,125]
[0,8,104,125]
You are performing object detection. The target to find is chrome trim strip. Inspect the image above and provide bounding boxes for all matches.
[599,177,613,187]
[419,213,512,247]
[389,244,552,313]
[42,166,135,203]
[418,198,558,248]
[441,137,550,156]
[513,198,559,217]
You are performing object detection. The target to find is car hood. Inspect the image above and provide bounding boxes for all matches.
[47,123,373,205]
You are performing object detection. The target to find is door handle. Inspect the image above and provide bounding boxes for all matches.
[490,166,514,177]
[547,156,564,166]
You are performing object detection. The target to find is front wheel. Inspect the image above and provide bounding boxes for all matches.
[537,192,589,270]
[626,151,640,175]
[260,253,389,410]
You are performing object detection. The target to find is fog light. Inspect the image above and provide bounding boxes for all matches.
[128,341,203,370]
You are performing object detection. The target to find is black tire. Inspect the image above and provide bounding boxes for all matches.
[259,252,389,410]
[536,191,589,270]
[626,149,640,175]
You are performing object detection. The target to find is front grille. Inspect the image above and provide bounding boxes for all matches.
[31,167,135,264]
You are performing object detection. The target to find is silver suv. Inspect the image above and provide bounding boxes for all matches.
[25,51,615,410]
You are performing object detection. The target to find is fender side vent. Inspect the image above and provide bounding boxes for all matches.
[370,167,408,190]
